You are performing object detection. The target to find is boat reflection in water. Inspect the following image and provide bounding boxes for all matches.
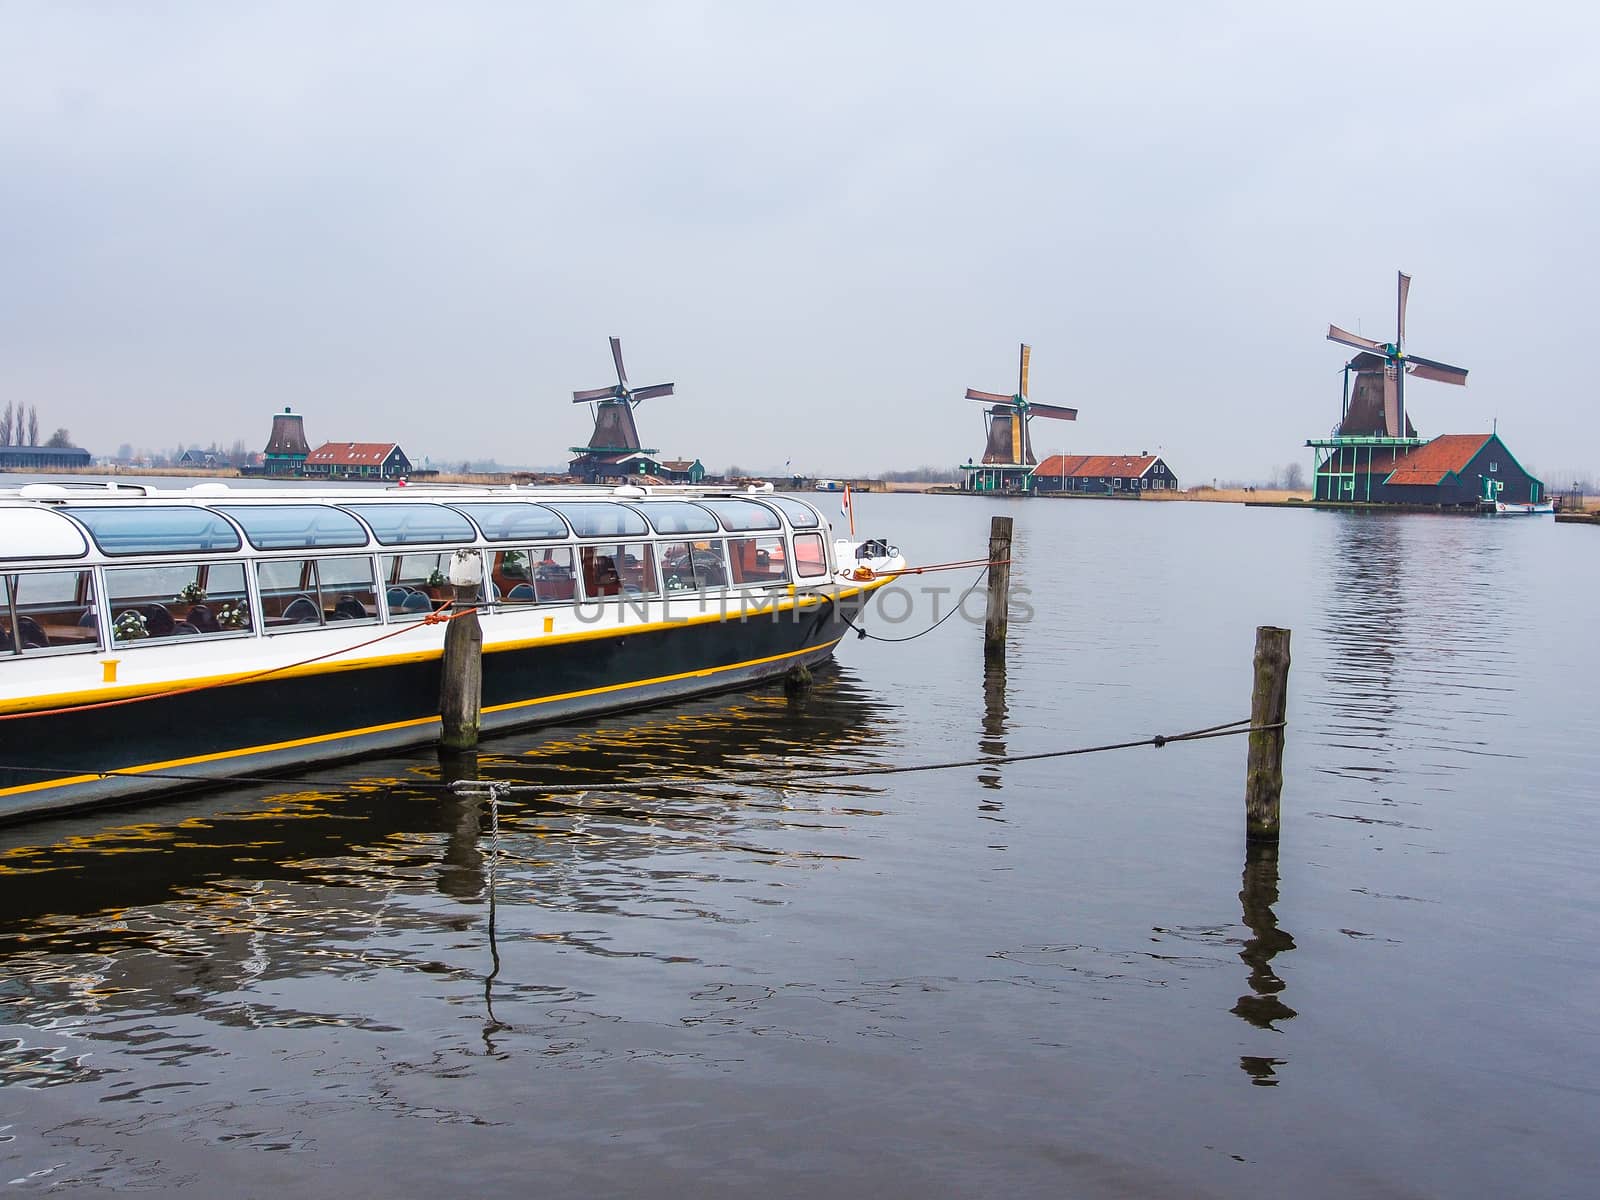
[0,667,896,1059]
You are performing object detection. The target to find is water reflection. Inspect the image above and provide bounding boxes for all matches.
[1313,513,1519,789]
[978,661,1008,804]
[437,749,487,900]
[1232,841,1296,1083]
[0,671,896,1072]
[1318,515,1407,778]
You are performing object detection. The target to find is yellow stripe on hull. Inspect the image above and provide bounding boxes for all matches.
[0,638,843,802]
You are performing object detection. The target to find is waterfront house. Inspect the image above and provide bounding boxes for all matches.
[1032,453,1180,496]
[0,444,92,471]
[303,442,412,480]
[1312,432,1543,507]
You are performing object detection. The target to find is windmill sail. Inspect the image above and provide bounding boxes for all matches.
[1326,273,1466,440]
[569,337,678,482]
[966,342,1074,466]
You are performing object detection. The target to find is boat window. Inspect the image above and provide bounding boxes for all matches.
[492,546,576,605]
[546,503,649,538]
[766,497,824,528]
[62,505,242,556]
[694,499,781,531]
[106,561,254,642]
[659,540,729,592]
[793,533,829,578]
[2,569,99,656]
[726,536,789,585]
[340,503,476,546]
[579,543,658,599]
[259,556,379,630]
[380,552,462,618]
[0,509,89,561]
[448,502,569,542]
[216,504,369,550]
[630,502,719,535]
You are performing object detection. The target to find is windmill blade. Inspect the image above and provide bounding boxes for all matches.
[610,336,628,387]
[1404,355,1469,386]
[1018,343,1031,399]
[628,382,675,401]
[966,388,1018,405]
[573,386,620,403]
[1328,324,1389,354]
[1382,367,1400,437]
[1397,272,1411,347]
[1026,402,1078,421]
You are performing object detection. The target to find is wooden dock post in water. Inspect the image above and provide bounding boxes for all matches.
[439,550,484,751]
[1245,626,1291,841]
[983,515,1013,662]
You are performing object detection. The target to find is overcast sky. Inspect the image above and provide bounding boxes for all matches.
[3,2,1596,481]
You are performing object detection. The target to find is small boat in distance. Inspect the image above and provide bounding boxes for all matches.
[814,480,844,492]
[1489,499,1555,515]
[0,481,906,823]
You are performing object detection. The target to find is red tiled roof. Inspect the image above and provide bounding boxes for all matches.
[1035,454,1160,479]
[306,442,400,466]
[1383,434,1491,486]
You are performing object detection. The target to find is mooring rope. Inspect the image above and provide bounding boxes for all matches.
[837,566,991,643]
[0,715,1280,799]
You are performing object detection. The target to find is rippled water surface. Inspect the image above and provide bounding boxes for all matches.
[3,495,1597,1197]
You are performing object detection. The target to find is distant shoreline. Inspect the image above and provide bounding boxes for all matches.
[0,466,1322,504]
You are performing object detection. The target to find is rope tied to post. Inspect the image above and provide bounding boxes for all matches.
[847,555,1013,584]
[0,716,1286,794]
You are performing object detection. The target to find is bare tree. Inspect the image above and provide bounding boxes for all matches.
[1283,462,1306,491]
[26,405,39,445]
[0,402,12,446]
[45,428,73,448]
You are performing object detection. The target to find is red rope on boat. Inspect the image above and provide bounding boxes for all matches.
[846,557,1010,581]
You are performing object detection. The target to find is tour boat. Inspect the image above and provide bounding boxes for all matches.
[0,481,904,822]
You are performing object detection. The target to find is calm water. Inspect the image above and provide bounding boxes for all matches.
[2,493,1597,1198]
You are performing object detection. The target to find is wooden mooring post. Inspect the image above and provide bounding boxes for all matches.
[983,515,1013,662]
[439,550,484,751]
[1245,626,1291,841]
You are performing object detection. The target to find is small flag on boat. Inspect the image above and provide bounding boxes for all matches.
[841,483,854,536]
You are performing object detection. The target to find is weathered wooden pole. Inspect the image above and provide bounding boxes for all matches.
[1245,626,1291,841]
[439,550,484,751]
[983,515,1013,662]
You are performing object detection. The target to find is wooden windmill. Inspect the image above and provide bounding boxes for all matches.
[959,343,1077,493]
[1326,271,1469,439]
[1309,271,1475,502]
[567,337,676,482]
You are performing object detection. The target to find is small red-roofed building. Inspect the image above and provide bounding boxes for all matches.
[303,442,412,481]
[1312,432,1543,507]
[1032,453,1180,496]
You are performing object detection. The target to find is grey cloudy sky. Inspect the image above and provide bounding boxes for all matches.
[3,1,1596,481]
